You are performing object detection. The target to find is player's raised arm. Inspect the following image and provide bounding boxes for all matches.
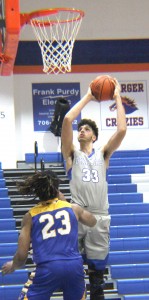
[103,79,127,163]
[61,87,94,160]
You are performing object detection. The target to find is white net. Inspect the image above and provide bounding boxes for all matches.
[30,8,84,74]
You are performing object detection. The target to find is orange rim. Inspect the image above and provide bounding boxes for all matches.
[20,8,84,27]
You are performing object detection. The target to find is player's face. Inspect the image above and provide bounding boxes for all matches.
[78,124,96,143]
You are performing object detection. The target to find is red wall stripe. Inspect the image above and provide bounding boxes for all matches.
[13,63,149,74]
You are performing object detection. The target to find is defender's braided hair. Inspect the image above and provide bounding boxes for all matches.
[16,170,60,201]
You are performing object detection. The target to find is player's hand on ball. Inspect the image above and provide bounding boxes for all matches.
[113,78,121,100]
[87,86,96,100]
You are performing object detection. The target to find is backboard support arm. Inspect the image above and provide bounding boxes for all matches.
[0,0,20,76]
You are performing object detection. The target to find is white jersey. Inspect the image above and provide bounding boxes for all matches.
[68,148,109,215]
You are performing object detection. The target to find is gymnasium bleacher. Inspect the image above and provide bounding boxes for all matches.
[1,149,149,299]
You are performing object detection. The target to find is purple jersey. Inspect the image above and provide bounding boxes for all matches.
[29,199,81,264]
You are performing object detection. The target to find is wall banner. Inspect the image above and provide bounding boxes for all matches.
[100,80,149,129]
[32,82,81,132]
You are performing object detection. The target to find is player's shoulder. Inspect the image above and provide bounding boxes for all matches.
[96,145,104,151]
[29,200,72,217]
[56,200,72,209]
[29,203,44,216]
[94,146,104,155]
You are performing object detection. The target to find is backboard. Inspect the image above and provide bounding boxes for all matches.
[0,1,84,76]
[0,0,5,53]
[0,0,20,76]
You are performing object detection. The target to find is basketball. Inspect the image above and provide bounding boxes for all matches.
[90,75,115,101]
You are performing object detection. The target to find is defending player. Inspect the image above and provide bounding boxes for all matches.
[2,170,97,300]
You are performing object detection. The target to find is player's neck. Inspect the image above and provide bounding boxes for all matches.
[41,197,59,205]
[80,142,93,155]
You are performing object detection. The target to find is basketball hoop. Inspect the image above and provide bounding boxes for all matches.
[20,8,84,75]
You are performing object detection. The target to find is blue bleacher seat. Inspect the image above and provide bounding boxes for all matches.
[108,174,131,184]
[108,165,145,175]
[109,203,149,214]
[0,208,13,218]
[110,263,149,279]
[25,152,62,163]
[0,285,23,300]
[117,278,149,294]
[108,183,137,193]
[0,198,11,208]
[0,170,3,178]
[109,157,149,166]
[108,173,149,184]
[108,250,149,265]
[0,243,17,256]
[111,150,149,158]
[0,230,18,242]
[0,270,28,285]
[0,179,6,188]
[111,213,149,226]
[0,219,16,230]
[110,225,149,238]
[110,237,149,251]
[123,295,149,300]
[0,188,8,197]
[108,193,143,204]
